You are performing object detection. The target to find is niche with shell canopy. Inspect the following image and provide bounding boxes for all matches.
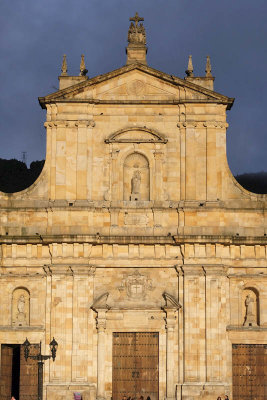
[12,287,30,327]
[123,152,150,201]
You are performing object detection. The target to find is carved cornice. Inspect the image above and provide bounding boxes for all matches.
[75,120,95,128]
[203,265,227,276]
[180,265,205,276]
[0,325,45,332]
[1,234,266,246]
[43,264,96,276]
[44,120,95,128]
[227,325,267,332]
[177,121,228,129]
[39,63,234,111]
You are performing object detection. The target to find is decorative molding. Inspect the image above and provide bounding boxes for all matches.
[180,265,205,276]
[162,292,181,310]
[105,126,168,143]
[75,120,95,128]
[227,325,267,332]
[0,325,45,331]
[91,292,110,311]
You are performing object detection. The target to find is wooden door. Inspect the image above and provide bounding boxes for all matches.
[0,345,13,400]
[112,332,159,400]
[232,344,267,400]
[19,344,39,400]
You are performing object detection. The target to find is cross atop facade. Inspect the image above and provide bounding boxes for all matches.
[130,12,144,27]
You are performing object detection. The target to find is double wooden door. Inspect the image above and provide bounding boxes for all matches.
[232,344,267,400]
[112,332,159,400]
[0,344,38,400]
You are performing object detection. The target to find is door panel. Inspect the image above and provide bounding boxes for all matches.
[0,345,13,400]
[232,344,267,400]
[19,344,39,400]
[135,333,158,399]
[113,332,159,400]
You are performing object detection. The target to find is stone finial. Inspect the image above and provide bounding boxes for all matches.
[128,12,146,45]
[79,54,88,76]
[185,55,194,77]
[126,12,147,65]
[61,54,68,76]
[205,55,212,77]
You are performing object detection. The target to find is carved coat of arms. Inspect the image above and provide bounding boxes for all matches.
[118,270,153,300]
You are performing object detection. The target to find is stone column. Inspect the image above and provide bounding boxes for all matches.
[153,150,163,201]
[165,309,176,400]
[111,147,120,201]
[96,309,107,400]
[163,293,181,400]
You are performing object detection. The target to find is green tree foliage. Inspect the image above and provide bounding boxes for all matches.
[0,159,44,193]
[235,172,267,194]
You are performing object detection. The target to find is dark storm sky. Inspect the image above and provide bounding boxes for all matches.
[0,0,266,175]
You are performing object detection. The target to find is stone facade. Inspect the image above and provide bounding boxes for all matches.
[0,14,266,400]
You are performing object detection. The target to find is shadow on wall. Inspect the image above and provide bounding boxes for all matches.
[0,159,45,193]
[0,158,266,194]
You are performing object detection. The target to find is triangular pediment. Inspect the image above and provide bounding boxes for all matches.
[39,63,234,109]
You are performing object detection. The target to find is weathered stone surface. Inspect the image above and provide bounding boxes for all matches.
[0,14,266,400]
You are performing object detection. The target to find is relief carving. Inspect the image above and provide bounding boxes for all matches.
[124,212,148,226]
[126,80,145,95]
[128,13,146,46]
[118,270,153,300]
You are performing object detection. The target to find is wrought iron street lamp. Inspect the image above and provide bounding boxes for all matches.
[22,337,58,400]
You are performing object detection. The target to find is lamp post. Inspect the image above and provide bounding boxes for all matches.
[22,337,58,400]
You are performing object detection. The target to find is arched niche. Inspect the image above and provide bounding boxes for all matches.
[12,287,30,327]
[123,152,150,201]
[242,287,259,327]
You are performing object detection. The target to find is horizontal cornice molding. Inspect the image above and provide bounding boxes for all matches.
[0,234,266,245]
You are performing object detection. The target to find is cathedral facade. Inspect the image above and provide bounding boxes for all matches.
[0,14,266,400]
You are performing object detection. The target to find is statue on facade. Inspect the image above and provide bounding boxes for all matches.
[18,294,25,314]
[130,170,141,201]
[243,294,257,326]
[131,170,141,194]
[128,12,146,45]
[16,294,27,325]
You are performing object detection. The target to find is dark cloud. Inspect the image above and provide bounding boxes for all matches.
[0,0,266,174]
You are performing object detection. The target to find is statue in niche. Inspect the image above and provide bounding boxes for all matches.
[17,295,27,324]
[18,295,25,314]
[12,288,30,326]
[130,170,141,201]
[123,152,150,201]
[243,294,257,326]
